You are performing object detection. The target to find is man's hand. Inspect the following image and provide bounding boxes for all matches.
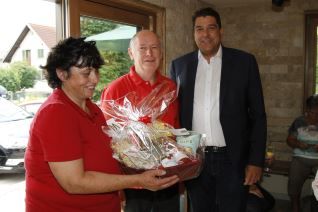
[249,184,264,198]
[244,165,262,185]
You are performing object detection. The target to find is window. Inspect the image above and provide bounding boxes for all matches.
[65,0,165,65]
[64,0,165,102]
[37,49,44,58]
[22,49,31,64]
[304,12,318,102]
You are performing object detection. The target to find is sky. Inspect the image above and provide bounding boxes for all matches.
[0,0,55,59]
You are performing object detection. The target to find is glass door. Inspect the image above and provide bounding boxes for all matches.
[66,0,165,102]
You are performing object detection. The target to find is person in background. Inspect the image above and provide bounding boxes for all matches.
[287,95,318,212]
[100,30,180,212]
[170,7,267,212]
[24,37,179,212]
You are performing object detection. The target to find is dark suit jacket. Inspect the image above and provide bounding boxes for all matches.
[169,46,267,169]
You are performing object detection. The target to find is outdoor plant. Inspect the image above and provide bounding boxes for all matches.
[0,61,39,93]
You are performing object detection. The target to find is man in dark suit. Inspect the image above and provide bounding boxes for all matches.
[169,7,267,212]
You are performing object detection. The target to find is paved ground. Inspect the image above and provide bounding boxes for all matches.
[0,173,25,212]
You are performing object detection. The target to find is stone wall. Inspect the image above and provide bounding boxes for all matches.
[143,0,318,161]
[141,0,210,71]
[216,0,318,161]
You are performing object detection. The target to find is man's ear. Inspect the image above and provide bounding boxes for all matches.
[56,69,67,81]
[128,48,134,61]
[220,28,224,39]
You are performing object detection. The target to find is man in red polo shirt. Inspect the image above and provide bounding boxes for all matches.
[100,30,179,212]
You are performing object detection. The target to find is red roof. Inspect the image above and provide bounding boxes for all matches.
[28,23,56,48]
[3,23,56,62]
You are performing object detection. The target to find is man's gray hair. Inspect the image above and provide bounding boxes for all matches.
[128,30,162,49]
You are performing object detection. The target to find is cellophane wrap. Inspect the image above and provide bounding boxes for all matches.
[101,82,204,181]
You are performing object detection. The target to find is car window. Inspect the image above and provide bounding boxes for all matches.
[0,98,33,122]
[20,102,43,115]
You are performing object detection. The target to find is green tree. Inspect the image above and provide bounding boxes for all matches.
[0,68,20,91]
[10,62,39,88]
[0,62,39,93]
[92,50,132,101]
[79,17,133,102]
[80,17,118,37]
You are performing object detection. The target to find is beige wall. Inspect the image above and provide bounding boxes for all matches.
[143,0,318,161]
[217,0,318,161]
[141,0,210,71]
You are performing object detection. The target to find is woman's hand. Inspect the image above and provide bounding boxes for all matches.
[138,169,179,191]
[298,141,309,150]
[49,159,179,194]
[287,135,309,150]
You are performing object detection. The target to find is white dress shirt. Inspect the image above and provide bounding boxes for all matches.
[192,47,226,147]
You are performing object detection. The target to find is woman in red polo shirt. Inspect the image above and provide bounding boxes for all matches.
[24,37,179,212]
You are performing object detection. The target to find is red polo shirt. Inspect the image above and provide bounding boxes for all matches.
[100,66,179,128]
[25,88,121,212]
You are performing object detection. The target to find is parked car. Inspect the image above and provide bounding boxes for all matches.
[0,97,33,173]
[0,85,7,98]
[19,100,44,115]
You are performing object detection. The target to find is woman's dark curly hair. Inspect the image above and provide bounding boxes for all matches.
[41,37,105,89]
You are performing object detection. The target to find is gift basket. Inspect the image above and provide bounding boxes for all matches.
[101,82,204,181]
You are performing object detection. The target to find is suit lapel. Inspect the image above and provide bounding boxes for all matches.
[186,52,198,97]
[184,51,198,130]
[220,47,232,114]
